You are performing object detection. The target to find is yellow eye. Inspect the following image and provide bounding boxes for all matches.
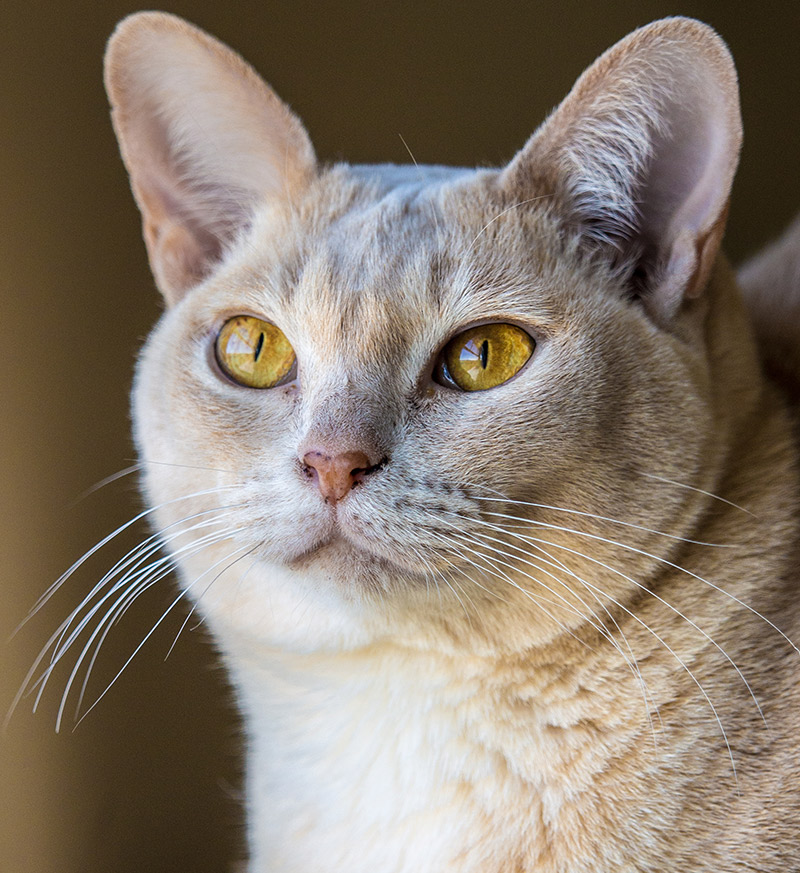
[438,323,534,391]
[215,316,296,388]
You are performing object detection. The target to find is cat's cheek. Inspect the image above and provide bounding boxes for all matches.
[174,549,378,653]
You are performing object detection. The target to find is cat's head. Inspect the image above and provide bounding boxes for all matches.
[105,13,750,654]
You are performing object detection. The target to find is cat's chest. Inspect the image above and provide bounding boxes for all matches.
[233,646,652,873]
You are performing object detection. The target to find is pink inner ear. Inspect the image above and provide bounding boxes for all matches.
[640,84,733,256]
[630,79,738,315]
[144,221,217,305]
[105,12,317,303]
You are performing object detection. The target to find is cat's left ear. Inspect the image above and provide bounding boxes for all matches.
[501,17,741,323]
[104,12,317,304]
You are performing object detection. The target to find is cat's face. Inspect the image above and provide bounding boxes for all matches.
[133,166,719,652]
[109,14,742,652]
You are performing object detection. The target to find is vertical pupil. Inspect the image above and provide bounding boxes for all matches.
[479,339,489,369]
[254,331,265,362]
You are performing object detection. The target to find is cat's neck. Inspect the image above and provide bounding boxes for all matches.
[227,632,644,872]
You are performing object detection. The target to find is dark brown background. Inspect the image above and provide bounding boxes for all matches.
[2,1,798,871]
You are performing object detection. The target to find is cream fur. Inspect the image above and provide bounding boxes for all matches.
[104,12,800,871]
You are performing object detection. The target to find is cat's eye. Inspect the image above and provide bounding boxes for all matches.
[215,316,296,388]
[435,323,535,391]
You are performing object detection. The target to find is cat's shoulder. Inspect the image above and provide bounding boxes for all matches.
[739,214,800,402]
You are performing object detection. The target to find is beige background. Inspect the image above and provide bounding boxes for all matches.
[2,1,799,870]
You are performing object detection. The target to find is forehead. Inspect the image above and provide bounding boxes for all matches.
[289,167,467,338]
[194,163,582,356]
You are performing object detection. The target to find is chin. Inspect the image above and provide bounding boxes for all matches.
[285,535,427,597]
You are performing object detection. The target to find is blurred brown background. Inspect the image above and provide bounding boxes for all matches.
[1,1,798,870]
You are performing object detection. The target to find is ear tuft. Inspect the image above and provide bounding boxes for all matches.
[502,18,742,322]
[105,12,317,304]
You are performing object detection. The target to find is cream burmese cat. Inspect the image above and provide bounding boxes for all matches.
[95,11,800,872]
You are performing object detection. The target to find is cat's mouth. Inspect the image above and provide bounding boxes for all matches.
[288,532,378,567]
[285,529,422,581]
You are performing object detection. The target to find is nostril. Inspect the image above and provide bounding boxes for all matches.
[301,450,383,504]
[351,456,386,486]
[350,465,368,486]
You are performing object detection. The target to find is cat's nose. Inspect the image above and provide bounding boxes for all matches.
[301,450,376,504]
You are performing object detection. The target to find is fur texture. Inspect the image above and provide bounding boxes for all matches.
[740,214,800,401]
[101,12,800,871]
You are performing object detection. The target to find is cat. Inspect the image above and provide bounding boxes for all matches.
[54,10,800,872]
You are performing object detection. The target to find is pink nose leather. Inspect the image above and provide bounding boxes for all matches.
[302,450,372,504]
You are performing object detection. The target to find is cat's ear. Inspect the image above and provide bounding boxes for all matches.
[104,12,316,304]
[501,17,741,323]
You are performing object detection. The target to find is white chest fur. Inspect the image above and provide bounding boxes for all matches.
[227,638,647,873]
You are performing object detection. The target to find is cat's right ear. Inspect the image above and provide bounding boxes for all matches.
[104,12,316,305]
[500,18,741,325]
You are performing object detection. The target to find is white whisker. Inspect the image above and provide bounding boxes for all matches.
[69,524,244,715]
[70,463,142,504]
[18,485,239,631]
[440,520,608,633]
[51,527,243,729]
[461,520,738,782]
[137,458,241,476]
[48,508,240,668]
[471,495,737,548]
[71,540,252,731]
[431,525,594,649]
[640,472,755,516]
[5,496,242,730]
[467,196,553,253]
[464,509,767,724]
[427,529,512,606]
[479,509,800,660]
[451,520,663,743]
[165,544,261,661]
